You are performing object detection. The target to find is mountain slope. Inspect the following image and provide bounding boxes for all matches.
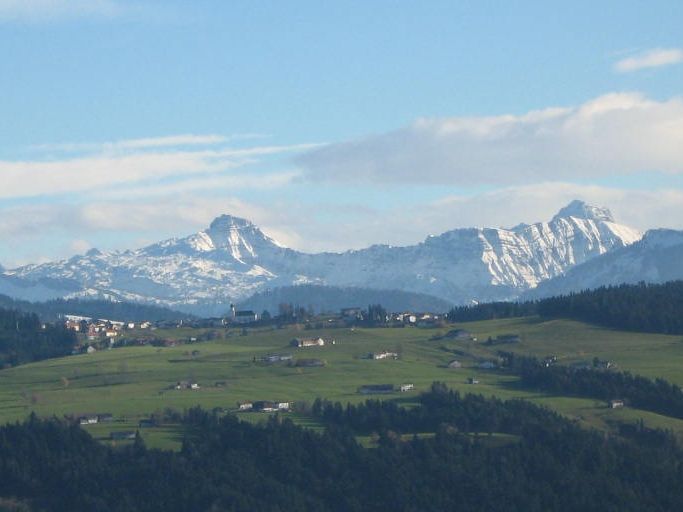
[238,285,454,315]
[0,201,642,314]
[526,229,683,299]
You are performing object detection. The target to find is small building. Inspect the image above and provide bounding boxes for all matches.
[397,313,417,324]
[609,399,625,409]
[259,353,293,364]
[238,401,253,411]
[444,329,475,340]
[252,400,290,412]
[370,351,398,360]
[399,384,414,392]
[543,355,558,367]
[291,337,325,348]
[230,305,258,324]
[448,360,462,369]
[341,307,363,319]
[358,384,395,395]
[79,415,99,425]
[467,377,480,384]
[175,381,200,390]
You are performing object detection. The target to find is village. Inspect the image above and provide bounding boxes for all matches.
[63,304,449,354]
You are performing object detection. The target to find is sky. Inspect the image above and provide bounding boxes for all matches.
[1,0,682,266]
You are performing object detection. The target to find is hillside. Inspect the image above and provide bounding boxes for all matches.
[238,285,454,314]
[449,280,683,335]
[0,294,191,323]
[528,229,683,298]
[4,318,683,446]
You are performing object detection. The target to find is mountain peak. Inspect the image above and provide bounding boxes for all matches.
[552,200,615,223]
[208,214,255,232]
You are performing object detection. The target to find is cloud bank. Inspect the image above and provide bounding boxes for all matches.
[297,93,683,185]
[0,135,310,200]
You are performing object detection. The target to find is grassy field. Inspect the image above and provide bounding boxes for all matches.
[2,317,683,448]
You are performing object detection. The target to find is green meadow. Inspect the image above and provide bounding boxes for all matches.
[2,317,683,449]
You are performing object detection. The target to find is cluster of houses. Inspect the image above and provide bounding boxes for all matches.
[339,308,444,327]
[237,400,290,413]
[65,315,155,344]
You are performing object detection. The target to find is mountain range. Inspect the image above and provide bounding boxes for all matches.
[2,199,676,316]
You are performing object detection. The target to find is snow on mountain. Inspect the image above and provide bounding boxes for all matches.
[526,229,683,299]
[0,201,643,314]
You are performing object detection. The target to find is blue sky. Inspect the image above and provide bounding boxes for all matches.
[1,1,683,266]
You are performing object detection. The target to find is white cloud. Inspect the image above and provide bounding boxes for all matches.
[31,133,265,153]
[297,92,683,185]
[615,48,683,72]
[0,0,125,22]
[3,181,683,267]
[0,138,313,200]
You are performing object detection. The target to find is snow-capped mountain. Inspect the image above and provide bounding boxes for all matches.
[526,228,683,299]
[0,200,642,314]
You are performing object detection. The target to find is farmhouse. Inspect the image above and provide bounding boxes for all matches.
[399,383,414,392]
[341,307,363,319]
[359,384,395,395]
[609,399,625,409]
[291,337,325,348]
[370,351,399,360]
[237,401,253,411]
[78,415,99,425]
[252,401,290,412]
[175,381,200,390]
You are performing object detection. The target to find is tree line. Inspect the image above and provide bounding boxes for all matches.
[0,308,75,368]
[2,386,683,510]
[502,352,683,420]
[448,281,683,334]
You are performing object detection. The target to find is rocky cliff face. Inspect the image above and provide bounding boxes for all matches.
[0,201,642,313]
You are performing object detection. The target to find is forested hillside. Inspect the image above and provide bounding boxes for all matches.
[0,308,75,367]
[0,295,190,323]
[448,281,683,334]
[2,386,683,511]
